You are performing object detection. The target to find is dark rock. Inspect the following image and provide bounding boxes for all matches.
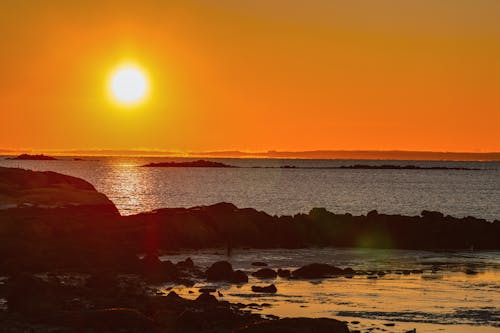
[195,292,218,304]
[166,290,183,301]
[0,166,118,214]
[421,210,444,220]
[252,268,277,279]
[251,284,277,293]
[252,262,268,267]
[199,287,216,293]
[236,317,350,333]
[140,256,179,282]
[231,270,249,283]
[206,261,234,281]
[277,269,291,278]
[176,257,194,269]
[205,261,248,283]
[343,267,355,275]
[292,264,346,279]
[175,304,251,332]
[465,269,478,275]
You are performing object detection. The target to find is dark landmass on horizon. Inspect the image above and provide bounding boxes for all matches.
[333,164,481,170]
[2,149,500,161]
[143,161,483,170]
[274,164,482,170]
[142,160,234,168]
[6,154,58,161]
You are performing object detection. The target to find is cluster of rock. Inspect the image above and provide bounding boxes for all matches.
[0,255,357,332]
[0,273,350,332]
[123,204,499,251]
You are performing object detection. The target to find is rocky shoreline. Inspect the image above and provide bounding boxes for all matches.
[2,253,430,332]
[0,257,354,332]
[0,166,498,331]
[0,166,498,274]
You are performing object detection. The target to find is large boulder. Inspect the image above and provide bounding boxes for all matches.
[231,270,249,283]
[206,261,234,281]
[206,261,248,283]
[252,262,268,267]
[195,292,218,305]
[140,256,179,282]
[277,269,291,278]
[236,318,350,333]
[252,268,277,279]
[292,264,347,279]
[251,284,277,293]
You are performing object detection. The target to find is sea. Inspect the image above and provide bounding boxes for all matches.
[0,156,499,332]
[0,156,498,220]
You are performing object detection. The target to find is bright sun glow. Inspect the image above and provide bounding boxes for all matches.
[110,64,149,106]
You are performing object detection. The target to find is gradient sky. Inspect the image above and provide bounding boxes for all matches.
[1,0,499,153]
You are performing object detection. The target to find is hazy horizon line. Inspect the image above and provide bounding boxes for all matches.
[1,148,500,161]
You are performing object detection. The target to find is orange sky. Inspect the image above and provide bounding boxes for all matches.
[1,0,499,153]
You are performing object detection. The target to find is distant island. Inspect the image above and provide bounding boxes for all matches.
[141,159,235,168]
[336,164,480,171]
[6,153,58,161]
[272,164,481,170]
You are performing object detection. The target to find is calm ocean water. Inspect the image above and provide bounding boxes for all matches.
[1,156,499,220]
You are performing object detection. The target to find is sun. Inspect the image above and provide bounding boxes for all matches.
[109,64,149,106]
